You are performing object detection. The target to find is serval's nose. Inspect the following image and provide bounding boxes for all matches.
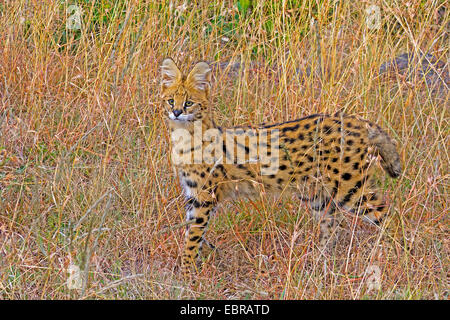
[173,109,182,117]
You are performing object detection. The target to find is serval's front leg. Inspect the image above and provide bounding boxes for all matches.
[182,196,216,278]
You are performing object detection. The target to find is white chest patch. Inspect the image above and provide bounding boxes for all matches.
[180,176,195,198]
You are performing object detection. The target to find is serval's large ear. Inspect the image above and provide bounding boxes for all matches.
[161,58,182,89]
[186,61,211,93]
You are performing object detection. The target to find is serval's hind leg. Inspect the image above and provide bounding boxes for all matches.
[354,190,389,226]
[354,189,403,248]
[337,184,395,247]
[309,195,342,249]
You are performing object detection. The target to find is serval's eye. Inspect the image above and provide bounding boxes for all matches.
[167,99,174,105]
[184,101,194,108]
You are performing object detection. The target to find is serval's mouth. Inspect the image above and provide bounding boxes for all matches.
[168,112,195,122]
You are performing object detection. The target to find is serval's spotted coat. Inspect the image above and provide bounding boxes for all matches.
[160,58,402,278]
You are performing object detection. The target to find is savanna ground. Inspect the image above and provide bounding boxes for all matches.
[0,0,448,299]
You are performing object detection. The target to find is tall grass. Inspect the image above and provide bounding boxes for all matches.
[0,0,448,299]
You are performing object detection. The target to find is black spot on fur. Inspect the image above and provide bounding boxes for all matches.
[285,138,296,144]
[190,236,201,242]
[323,125,332,134]
[282,124,300,132]
[314,117,324,125]
[342,172,352,180]
[347,131,361,137]
[334,180,340,189]
[338,180,362,206]
[185,180,198,188]
[196,217,204,224]
[295,161,304,167]
[189,199,214,208]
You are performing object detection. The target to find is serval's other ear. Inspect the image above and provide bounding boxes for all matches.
[161,58,182,88]
[186,61,211,93]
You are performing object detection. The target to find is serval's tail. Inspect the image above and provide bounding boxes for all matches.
[366,122,402,178]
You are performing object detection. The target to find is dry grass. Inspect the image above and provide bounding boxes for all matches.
[0,0,448,299]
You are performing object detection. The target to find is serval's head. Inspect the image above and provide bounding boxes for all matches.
[160,58,211,123]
